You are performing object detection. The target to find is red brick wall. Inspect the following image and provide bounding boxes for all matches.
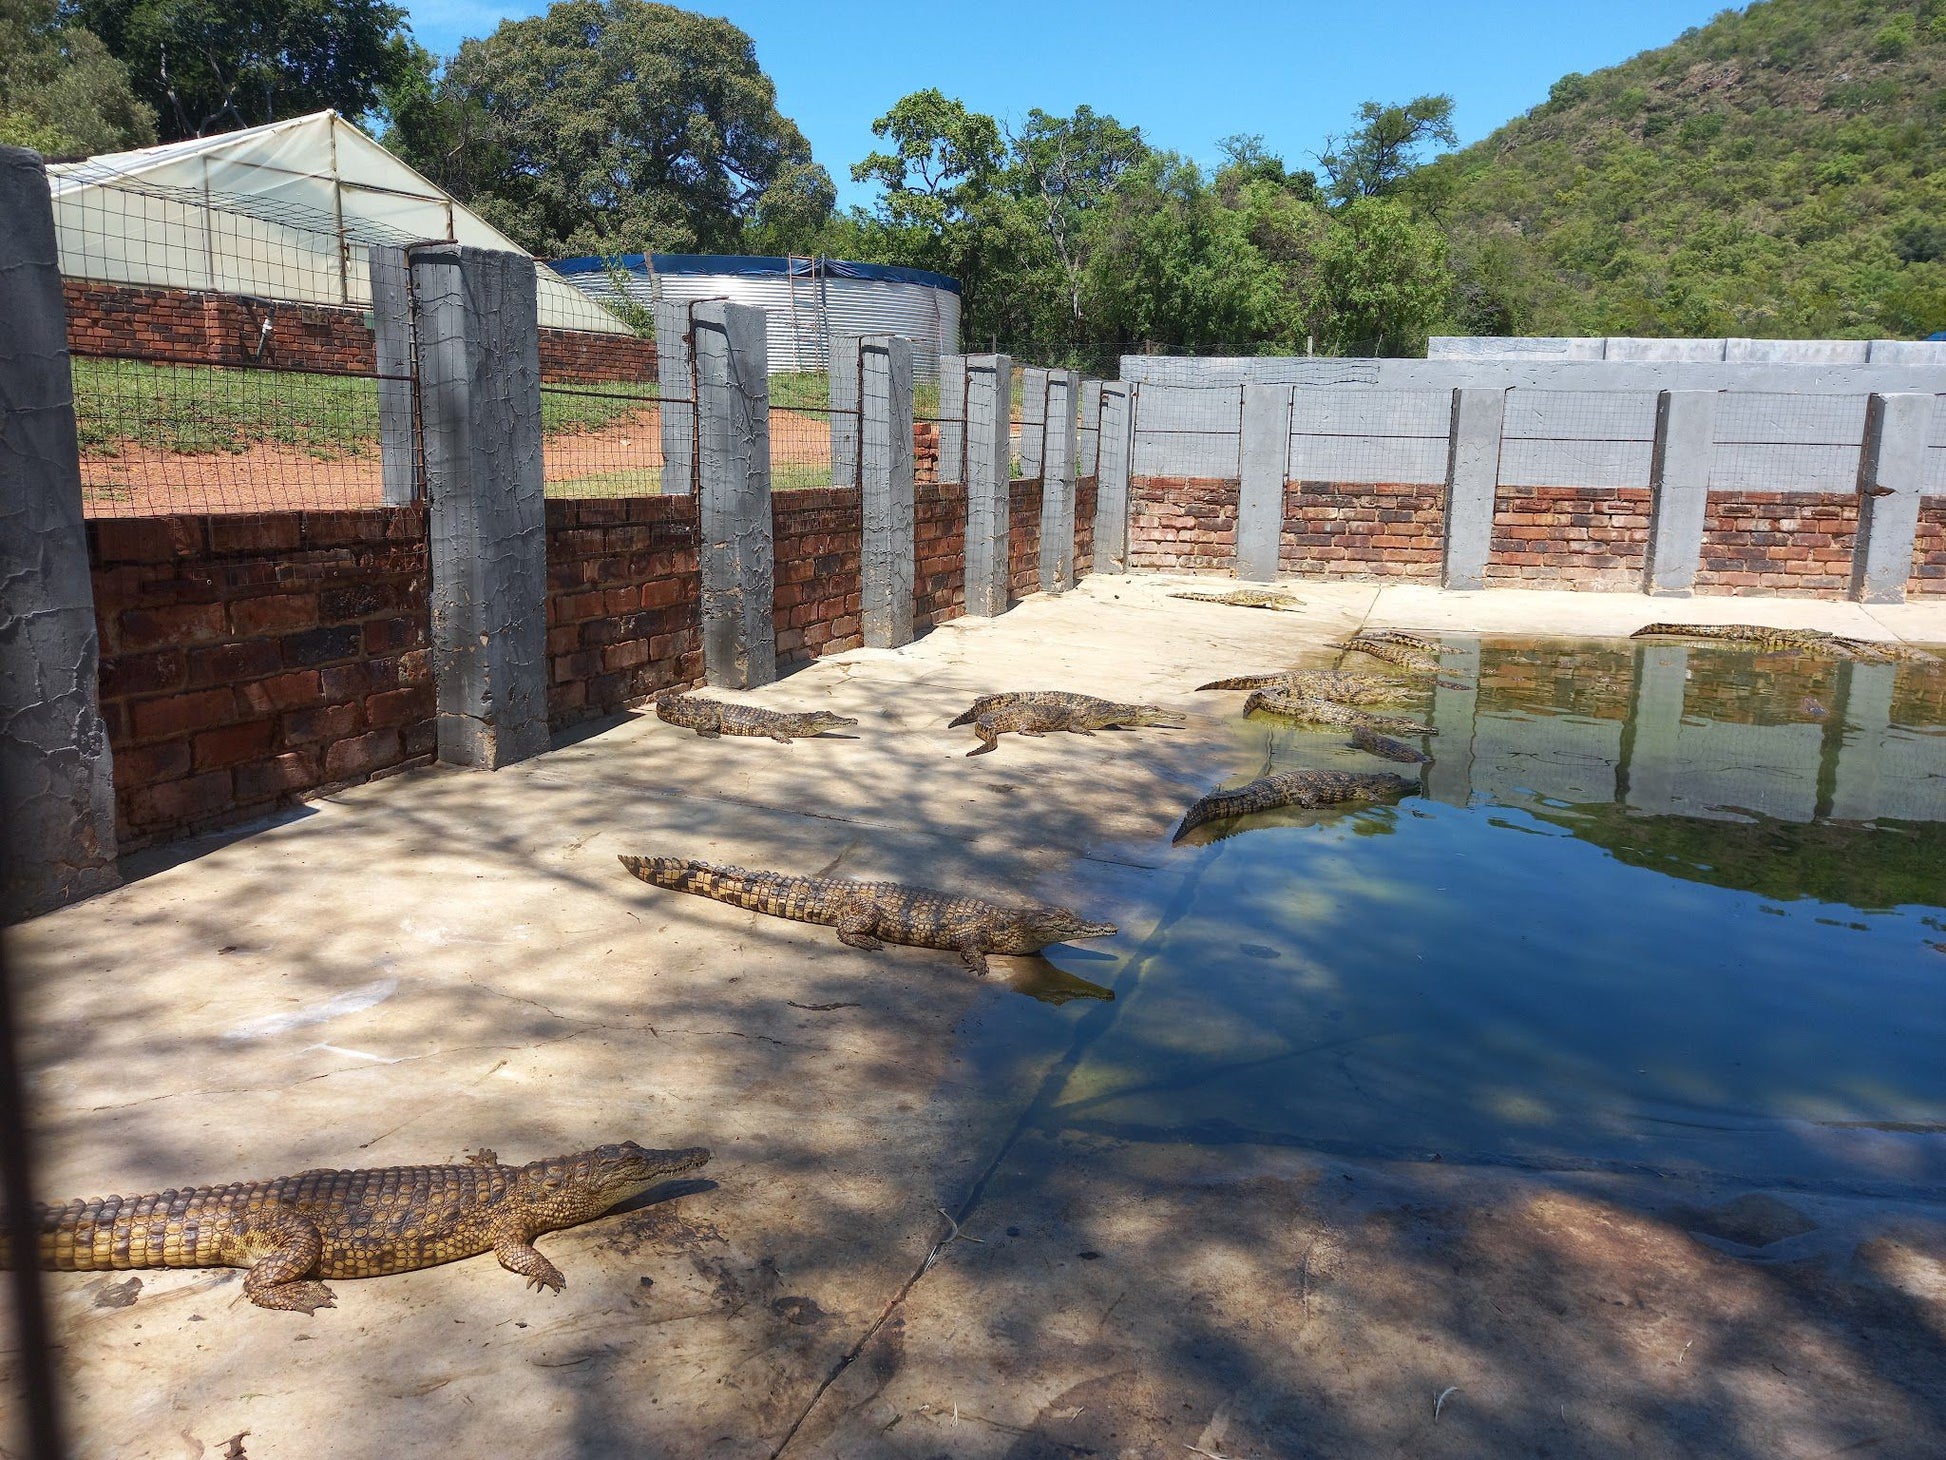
[1913,501,1946,597]
[1486,486,1651,590]
[544,498,701,727]
[1695,493,1859,597]
[1074,476,1098,578]
[1281,481,1443,580]
[773,489,863,670]
[89,510,432,850]
[1128,476,1238,571]
[1009,478,1044,601]
[915,421,940,487]
[63,278,655,383]
[916,482,966,629]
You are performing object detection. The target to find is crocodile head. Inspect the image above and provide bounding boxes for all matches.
[518,1142,712,1218]
[995,906,1119,954]
[802,712,860,734]
[1119,705,1187,728]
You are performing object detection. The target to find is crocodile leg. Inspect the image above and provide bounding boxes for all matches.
[769,734,795,743]
[694,727,720,739]
[967,723,1002,756]
[956,943,991,976]
[491,1225,565,1294]
[236,1210,335,1314]
[833,893,885,951]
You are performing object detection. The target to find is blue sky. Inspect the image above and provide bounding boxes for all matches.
[406,0,1737,208]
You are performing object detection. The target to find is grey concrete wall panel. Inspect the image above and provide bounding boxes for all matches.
[1093,382,1134,573]
[409,243,552,770]
[937,354,967,485]
[690,301,777,686]
[1643,390,1719,597]
[1237,385,1294,581]
[1039,371,1079,592]
[1869,340,1946,365]
[1132,354,1946,396]
[1604,339,1728,362]
[1428,336,1602,360]
[653,299,695,495]
[1121,356,1381,388]
[1441,388,1506,591]
[1850,392,1933,605]
[829,334,861,489]
[963,354,1012,615]
[1079,379,1103,478]
[1018,367,1049,479]
[1497,439,1656,489]
[1287,436,1451,485]
[1827,662,1896,822]
[1285,388,1452,484]
[1727,338,1869,365]
[858,335,915,649]
[367,245,417,506]
[0,146,119,920]
[1130,383,1245,477]
[1501,389,1659,440]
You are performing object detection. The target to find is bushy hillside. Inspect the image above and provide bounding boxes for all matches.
[1425,0,1946,338]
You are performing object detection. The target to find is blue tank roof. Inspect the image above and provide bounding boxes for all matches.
[551,252,961,297]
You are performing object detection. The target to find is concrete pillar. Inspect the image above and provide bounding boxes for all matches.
[829,335,862,489]
[1620,644,1689,814]
[1237,384,1294,582]
[367,246,417,506]
[1078,379,1103,478]
[1019,367,1049,478]
[963,353,1012,616]
[652,299,695,496]
[1093,382,1134,574]
[858,335,915,649]
[0,147,118,920]
[1827,661,1895,822]
[691,301,777,688]
[1039,370,1079,593]
[408,243,550,769]
[937,355,967,486]
[1849,392,1933,605]
[1422,639,1480,808]
[1440,387,1507,592]
[1642,390,1718,597]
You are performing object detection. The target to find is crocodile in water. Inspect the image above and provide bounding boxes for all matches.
[948,691,1185,757]
[619,856,1116,974]
[1173,770,1414,842]
[656,691,857,741]
[1243,687,1435,736]
[1196,669,1414,704]
[1631,622,1936,664]
[1168,588,1306,611]
[8,1143,710,1314]
[1336,633,1442,675]
[1349,724,1433,764]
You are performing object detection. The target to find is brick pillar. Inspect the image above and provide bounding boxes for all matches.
[0,147,119,921]
[409,243,550,769]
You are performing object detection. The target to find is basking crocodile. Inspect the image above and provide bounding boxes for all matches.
[1174,770,1414,842]
[948,691,1185,757]
[619,856,1117,974]
[1349,724,1434,764]
[1196,669,1414,705]
[1628,623,1940,663]
[1169,588,1306,611]
[656,690,857,742]
[1336,632,1443,674]
[8,1143,710,1314]
[1242,687,1435,736]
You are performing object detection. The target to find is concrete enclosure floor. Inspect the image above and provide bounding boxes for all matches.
[6,575,1946,1459]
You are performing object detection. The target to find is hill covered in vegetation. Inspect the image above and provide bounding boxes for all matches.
[1425,0,1946,339]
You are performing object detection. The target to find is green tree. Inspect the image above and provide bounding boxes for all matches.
[1311,198,1454,354]
[1317,95,1457,203]
[395,0,824,257]
[77,0,419,140]
[1009,105,1148,332]
[0,0,155,155]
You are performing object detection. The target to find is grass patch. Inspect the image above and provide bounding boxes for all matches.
[72,358,380,460]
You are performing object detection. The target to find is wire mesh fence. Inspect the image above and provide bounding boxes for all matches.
[1129,382,1246,479]
[538,380,669,498]
[1287,387,1453,485]
[1498,389,1660,489]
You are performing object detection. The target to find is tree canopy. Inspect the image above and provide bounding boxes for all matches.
[388,0,828,257]
[74,0,418,140]
[0,0,155,156]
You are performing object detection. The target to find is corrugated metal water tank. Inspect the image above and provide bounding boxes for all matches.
[551,253,961,381]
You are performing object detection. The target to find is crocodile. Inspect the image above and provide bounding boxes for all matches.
[1626,623,1937,663]
[947,691,1185,757]
[1173,770,1414,842]
[1242,687,1435,736]
[655,691,857,742]
[1168,588,1306,611]
[619,856,1117,974]
[8,1143,710,1314]
[1349,724,1434,764]
[1195,669,1415,704]
[1336,633,1443,674]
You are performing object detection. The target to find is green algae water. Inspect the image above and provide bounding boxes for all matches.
[979,637,1946,1197]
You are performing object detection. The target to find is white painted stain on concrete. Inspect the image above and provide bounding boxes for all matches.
[221,976,399,1041]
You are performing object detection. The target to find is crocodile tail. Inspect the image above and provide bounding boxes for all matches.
[1172,791,1241,842]
[1195,674,1281,691]
[946,708,976,727]
[617,857,827,923]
